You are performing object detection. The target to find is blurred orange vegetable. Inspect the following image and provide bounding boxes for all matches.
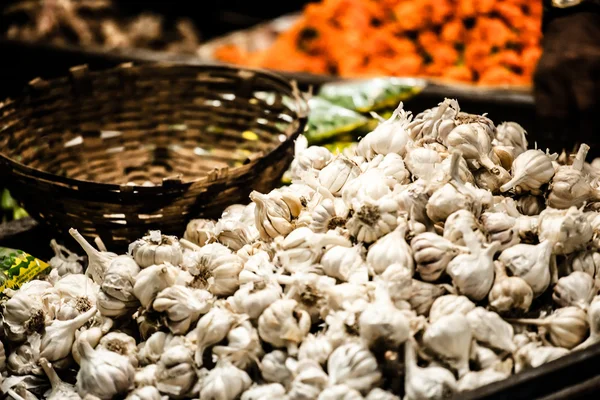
[215,0,543,85]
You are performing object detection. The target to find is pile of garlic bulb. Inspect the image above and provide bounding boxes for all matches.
[4,99,600,400]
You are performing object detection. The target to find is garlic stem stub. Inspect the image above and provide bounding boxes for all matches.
[4,99,600,400]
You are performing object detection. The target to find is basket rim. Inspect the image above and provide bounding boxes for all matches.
[0,63,309,191]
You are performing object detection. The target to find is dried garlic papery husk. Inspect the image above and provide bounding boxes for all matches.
[404,339,457,400]
[2,281,54,342]
[287,359,329,400]
[327,341,381,393]
[423,313,472,378]
[538,207,593,255]
[101,255,140,303]
[570,250,600,279]
[8,333,42,375]
[500,149,556,195]
[258,299,311,355]
[430,154,475,192]
[457,369,509,392]
[516,195,545,216]
[488,261,533,315]
[194,304,238,366]
[199,361,252,400]
[39,358,80,399]
[214,218,259,252]
[510,306,589,349]
[76,340,135,399]
[40,306,97,362]
[238,251,277,285]
[152,286,213,334]
[552,271,596,310]
[183,218,216,247]
[358,284,410,348]
[132,263,184,308]
[480,212,520,250]
[444,124,499,175]
[129,230,183,268]
[49,239,84,276]
[155,345,197,398]
[180,243,243,296]
[126,386,164,400]
[466,307,516,353]
[411,232,465,282]
[321,245,368,283]
[428,295,476,324]
[230,281,283,319]
[496,122,528,155]
[97,332,138,367]
[574,296,600,350]
[310,197,350,233]
[250,189,303,240]
[365,153,411,185]
[347,195,400,244]
[404,145,442,180]
[514,342,569,373]
[367,220,413,275]
[259,350,293,385]
[316,155,362,196]
[318,385,364,400]
[69,228,119,285]
[241,383,286,400]
[356,103,411,160]
[213,320,264,370]
[290,135,333,181]
[298,333,333,366]
[548,144,600,209]
[498,241,553,298]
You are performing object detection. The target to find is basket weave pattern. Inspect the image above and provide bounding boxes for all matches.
[0,63,308,248]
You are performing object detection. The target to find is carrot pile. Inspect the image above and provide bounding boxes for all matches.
[215,0,542,85]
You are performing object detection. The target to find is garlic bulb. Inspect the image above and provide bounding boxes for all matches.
[184,243,244,296]
[408,98,460,142]
[574,296,600,350]
[411,233,463,282]
[40,306,97,362]
[137,332,170,366]
[458,369,508,392]
[366,153,411,184]
[538,207,593,255]
[404,146,442,180]
[97,332,138,367]
[152,286,213,334]
[367,223,413,275]
[241,383,287,400]
[346,196,399,243]
[184,218,216,247]
[259,350,293,385]
[342,169,394,210]
[2,280,53,342]
[511,307,589,349]
[49,239,84,276]
[466,307,515,353]
[407,279,447,316]
[488,261,533,314]
[480,212,520,250]
[496,122,528,155]
[358,285,410,348]
[39,358,80,399]
[133,263,182,308]
[328,342,381,393]
[250,189,302,240]
[69,228,118,285]
[552,271,596,309]
[444,124,499,174]
[200,361,252,400]
[76,340,135,399]
[423,313,472,378]
[404,339,457,400]
[514,342,569,373]
[126,386,164,400]
[128,231,182,268]
[8,333,42,375]
[72,317,113,365]
[287,359,329,400]
[231,281,283,319]
[500,149,556,195]
[356,104,411,160]
[365,388,401,400]
[213,320,263,369]
[321,245,368,283]
[194,305,238,366]
[298,334,333,365]
[101,256,140,303]
[258,299,311,355]
[515,195,544,216]
[290,135,333,181]
[155,345,197,398]
[318,155,362,195]
[429,295,476,324]
[318,385,364,400]
[498,241,553,297]
[443,209,486,246]
[310,197,350,233]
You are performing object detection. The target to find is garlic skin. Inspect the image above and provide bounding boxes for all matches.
[328,342,381,393]
[429,295,476,324]
[444,124,498,174]
[194,305,238,366]
[39,358,80,400]
[466,307,516,353]
[290,135,333,181]
[496,122,528,155]
[155,345,197,398]
[2,280,54,342]
[98,332,138,367]
[152,286,213,334]
[318,385,364,400]
[8,333,42,375]
[411,233,463,282]
[214,216,259,252]
[199,362,252,400]
[516,195,545,216]
[443,210,486,246]
[137,332,170,366]
[101,256,140,303]
[129,231,183,268]
[500,149,556,195]
[298,334,333,365]
[310,197,350,233]
[250,189,302,240]
[259,350,293,385]
[346,196,399,244]
[552,271,596,310]
[288,359,329,400]
[258,299,311,355]
[49,239,85,276]
[365,388,401,400]
[366,153,411,184]
[318,155,362,195]
[404,339,457,400]
[126,386,164,400]
[407,279,447,316]
[321,245,368,283]
[241,383,287,400]
[184,218,216,247]
[367,223,413,275]
[342,169,394,210]
[76,340,135,399]
[358,285,410,348]
[72,317,113,365]
[458,369,509,392]
[574,296,600,350]
[69,228,119,285]
[570,250,600,280]
[408,98,460,142]
[481,212,520,251]
[40,306,98,362]
[548,144,599,209]
[213,320,264,370]
[538,207,594,255]
[423,313,472,378]
[132,263,183,308]
[498,241,553,297]
[230,281,283,319]
[404,146,442,180]
[182,243,244,296]
[488,261,533,314]
[512,307,589,349]
[514,342,569,373]
[356,104,411,160]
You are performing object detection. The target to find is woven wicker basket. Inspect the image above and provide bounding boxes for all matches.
[0,63,308,248]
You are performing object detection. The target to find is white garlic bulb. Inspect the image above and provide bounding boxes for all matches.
[404,339,457,400]
[298,333,333,365]
[366,153,411,184]
[101,256,140,303]
[407,279,447,316]
[481,212,520,250]
[552,271,596,309]
[155,345,197,398]
[408,98,460,142]
[258,299,311,355]
[498,241,553,297]
[346,196,399,243]
[250,189,302,240]
[356,104,411,160]
[231,281,283,319]
[214,218,259,252]
[570,250,600,280]
[137,332,170,366]
[458,369,509,392]
[428,295,476,324]
[69,229,120,285]
[184,218,216,247]
[500,149,556,195]
[466,307,516,353]
[321,245,368,283]
[511,307,589,349]
[423,313,472,378]
[488,261,533,314]
[367,223,413,275]
[152,286,213,334]
[514,342,569,373]
[132,263,182,308]
[365,388,401,400]
[39,358,80,399]
[310,197,350,233]
[40,306,97,362]
[443,209,486,246]
[328,342,381,393]
[49,239,84,276]
[259,350,293,385]
[134,365,158,388]
[574,296,600,350]
[290,135,333,180]
[378,263,413,307]
[7,333,42,375]
[129,231,182,268]
[411,233,464,282]
[76,340,135,399]
[194,305,238,366]
[2,280,53,342]
[98,332,138,367]
[287,359,329,400]
[496,122,528,155]
[318,385,364,400]
[213,320,263,370]
[318,155,362,195]
[444,124,499,174]
[241,383,287,400]
[199,361,252,400]
[72,317,113,365]
[125,386,164,400]
[342,169,394,210]
[538,207,594,255]
[404,146,442,180]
